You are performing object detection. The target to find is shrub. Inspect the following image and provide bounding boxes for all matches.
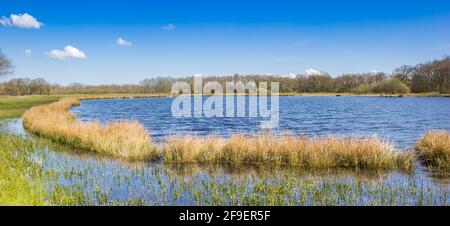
[415,130,450,170]
[351,83,373,94]
[371,78,410,94]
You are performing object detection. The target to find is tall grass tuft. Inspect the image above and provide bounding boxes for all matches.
[23,98,159,161]
[415,130,450,170]
[164,134,414,170]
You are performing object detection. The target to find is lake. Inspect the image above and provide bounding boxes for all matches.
[72,96,450,149]
[1,96,450,205]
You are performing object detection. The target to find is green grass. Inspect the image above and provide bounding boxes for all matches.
[0,133,48,205]
[0,96,61,120]
[0,133,82,206]
[0,94,170,120]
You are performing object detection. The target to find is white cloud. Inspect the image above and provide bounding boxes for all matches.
[306,68,322,76]
[162,24,175,30]
[0,17,10,27]
[0,13,43,29]
[25,49,32,56]
[116,37,132,47]
[48,45,87,60]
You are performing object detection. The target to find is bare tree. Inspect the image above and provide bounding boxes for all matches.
[393,65,412,86]
[0,51,14,79]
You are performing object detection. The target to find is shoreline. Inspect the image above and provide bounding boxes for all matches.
[3,92,449,120]
[19,97,415,170]
[1,93,448,171]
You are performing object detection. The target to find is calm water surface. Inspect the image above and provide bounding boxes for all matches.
[72,96,450,149]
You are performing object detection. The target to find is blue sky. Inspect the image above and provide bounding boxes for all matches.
[1,0,450,85]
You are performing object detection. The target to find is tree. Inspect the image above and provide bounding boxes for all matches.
[393,65,412,86]
[0,51,14,79]
[430,57,450,93]
[29,78,51,95]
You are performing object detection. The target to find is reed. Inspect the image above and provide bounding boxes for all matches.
[164,134,414,170]
[415,130,450,170]
[23,98,158,161]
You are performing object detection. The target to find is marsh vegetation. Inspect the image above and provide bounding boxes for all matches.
[416,131,450,171]
[1,95,450,206]
[0,125,448,206]
[164,134,413,170]
[23,98,158,160]
[21,98,416,170]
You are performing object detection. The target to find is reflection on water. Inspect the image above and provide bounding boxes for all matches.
[72,96,450,149]
[38,148,450,206]
[0,118,27,137]
[1,117,449,206]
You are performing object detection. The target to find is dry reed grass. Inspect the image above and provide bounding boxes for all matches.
[164,134,414,170]
[22,98,417,170]
[415,130,450,170]
[23,98,159,160]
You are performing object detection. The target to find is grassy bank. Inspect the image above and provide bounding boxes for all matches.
[164,134,414,170]
[23,98,159,161]
[0,96,60,120]
[416,131,450,170]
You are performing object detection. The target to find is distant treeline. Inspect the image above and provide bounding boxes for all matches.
[392,57,450,93]
[0,57,449,96]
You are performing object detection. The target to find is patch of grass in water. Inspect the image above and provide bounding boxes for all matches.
[0,132,89,206]
[164,134,414,170]
[0,133,48,205]
[416,130,450,171]
[41,151,448,206]
[23,98,159,161]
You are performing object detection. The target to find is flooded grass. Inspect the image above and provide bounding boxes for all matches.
[2,96,450,206]
[164,134,414,170]
[416,130,450,171]
[0,122,449,206]
[23,98,159,161]
[37,153,450,206]
[0,133,48,205]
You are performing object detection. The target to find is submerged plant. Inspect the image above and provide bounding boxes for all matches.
[0,133,47,205]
